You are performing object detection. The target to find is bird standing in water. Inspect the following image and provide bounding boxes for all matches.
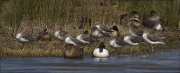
[93,42,109,58]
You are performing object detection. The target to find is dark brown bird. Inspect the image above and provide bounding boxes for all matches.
[36,29,52,41]
[64,44,84,59]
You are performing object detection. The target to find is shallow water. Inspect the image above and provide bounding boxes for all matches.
[1,50,180,73]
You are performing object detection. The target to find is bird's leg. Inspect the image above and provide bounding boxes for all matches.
[115,49,117,55]
[150,45,153,52]
[22,43,25,49]
[130,47,132,55]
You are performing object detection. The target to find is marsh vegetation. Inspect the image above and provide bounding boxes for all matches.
[0,0,180,58]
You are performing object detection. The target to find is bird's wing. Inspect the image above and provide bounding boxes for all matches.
[82,35,95,42]
[133,28,143,36]
[91,27,105,35]
[22,33,36,41]
[99,25,111,32]
[116,40,127,46]
[147,34,163,42]
[130,36,144,43]
[60,30,68,37]
[70,37,85,44]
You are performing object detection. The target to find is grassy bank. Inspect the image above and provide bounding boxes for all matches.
[1,22,180,58]
[0,0,180,58]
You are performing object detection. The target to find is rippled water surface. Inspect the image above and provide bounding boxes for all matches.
[1,50,180,73]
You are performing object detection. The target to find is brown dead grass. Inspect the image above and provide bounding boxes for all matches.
[1,19,180,58]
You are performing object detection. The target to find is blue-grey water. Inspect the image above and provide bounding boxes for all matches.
[1,50,180,73]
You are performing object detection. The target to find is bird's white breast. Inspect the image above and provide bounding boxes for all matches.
[54,31,63,40]
[93,48,109,58]
[155,23,163,31]
[65,37,75,45]
[92,30,103,37]
[124,36,138,46]
[109,39,121,48]
[16,33,22,39]
[76,34,89,43]
[76,34,82,40]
